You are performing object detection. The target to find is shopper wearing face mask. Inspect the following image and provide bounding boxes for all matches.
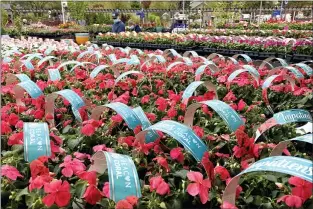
[129,20,142,33]
[112,10,125,33]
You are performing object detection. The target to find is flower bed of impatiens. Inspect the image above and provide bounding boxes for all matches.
[1,36,313,209]
[96,32,313,57]
[180,29,313,39]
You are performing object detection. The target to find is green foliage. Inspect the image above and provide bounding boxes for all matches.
[155,16,162,27]
[150,1,178,9]
[68,1,88,21]
[131,1,141,9]
[1,8,8,28]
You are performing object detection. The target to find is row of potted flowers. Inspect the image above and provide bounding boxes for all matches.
[1,36,312,209]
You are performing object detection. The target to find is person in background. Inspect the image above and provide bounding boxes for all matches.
[112,10,125,33]
[129,20,142,33]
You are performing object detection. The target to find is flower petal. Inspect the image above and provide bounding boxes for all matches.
[42,194,55,207]
[187,171,203,182]
[186,183,199,196]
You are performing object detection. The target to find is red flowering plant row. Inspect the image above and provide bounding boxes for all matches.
[96,32,313,55]
[1,37,313,209]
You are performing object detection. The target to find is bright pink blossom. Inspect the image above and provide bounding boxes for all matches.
[186,171,211,204]
[42,180,71,207]
[59,155,86,177]
[1,165,23,180]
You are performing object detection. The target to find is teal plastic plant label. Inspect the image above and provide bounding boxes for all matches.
[202,100,244,132]
[233,54,252,63]
[242,65,260,77]
[72,107,83,122]
[137,120,208,161]
[44,47,53,55]
[3,57,13,63]
[274,109,312,124]
[48,69,61,81]
[222,156,313,205]
[57,89,85,110]
[22,60,35,70]
[18,80,43,99]
[90,65,109,78]
[242,156,312,182]
[23,122,51,162]
[284,66,304,79]
[16,74,30,82]
[128,55,140,65]
[115,71,144,85]
[105,102,141,130]
[294,63,313,76]
[182,81,205,100]
[89,151,141,202]
[276,58,288,67]
[133,107,160,143]
[108,54,117,62]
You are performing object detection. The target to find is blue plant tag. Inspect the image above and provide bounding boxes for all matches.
[48,69,61,81]
[294,63,313,76]
[133,107,160,143]
[227,57,239,65]
[115,71,144,85]
[3,57,13,63]
[276,58,288,67]
[44,47,53,55]
[23,122,51,162]
[142,120,208,161]
[274,109,312,124]
[195,63,217,76]
[56,89,85,110]
[105,102,141,130]
[15,74,31,82]
[242,65,260,77]
[18,80,43,99]
[201,100,244,132]
[90,65,109,78]
[21,60,35,70]
[182,81,205,100]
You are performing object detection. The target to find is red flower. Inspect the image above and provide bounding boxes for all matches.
[1,121,12,135]
[193,126,204,138]
[223,91,237,102]
[186,171,211,204]
[288,176,313,201]
[220,201,238,209]
[115,200,133,209]
[153,156,170,172]
[74,152,90,160]
[167,107,177,118]
[102,182,110,198]
[141,95,150,104]
[93,144,107,152]
[81,124,96,136]
[214,166,230,181]
[77,171,97,185]
[277,195,303,208]
[59,155,86,177]
[170,147,184,163]
[155,97,168,111]
[125,196,138,206]
[29,174,53,191]
[149,176,170,195]
[111,114,123,123]
[1,165,23,180]
[8,113,19,126]
[237,99,246,111]
[42,180,71,207]
[8,132,23,146]
[34,109,45,119]
[30,159,49,179]
[83,184,104,205]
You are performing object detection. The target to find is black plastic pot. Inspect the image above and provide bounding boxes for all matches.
[203,48,217,53]
[244,50,259,57]
[292,54,313,62]
[259,52,276,59]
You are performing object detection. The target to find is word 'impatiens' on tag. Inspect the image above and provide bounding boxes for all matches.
[270,134,312,156]
[184,100,244,132]
[13,80,43,106]
[255,109,312,142]
[91,102,141,131]
[222,156,313,206]
[261,74,295,114]
[45,89,88,127]
[135,120,208,161]
[89,151,141,202]
[132,106,160,143]
[182,81,218,106]
[24,122,51,162]
[6,73,30,85]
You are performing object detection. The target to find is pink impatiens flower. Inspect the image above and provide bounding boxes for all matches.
[170,147,184,163]
[1,165,23,180]
[186,171,211,204]
[277,195,303,208]
[59,155,86,177]
[149,176,170,195]
[42,180,71,207]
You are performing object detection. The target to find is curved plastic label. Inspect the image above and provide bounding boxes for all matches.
[184,100,244,132]
[263,57,288,67]
[166,61,189,72]
[128,55,140,65]
[115,71,144,85]
[164,49,180,58]
[182,81,218,105]
[135,120,208,161]
[270,134,312,156]
[6,73,31,85]
[255,109,312,141]
[89,151,141,202]
[108,54,117,62]
[148,54,166,63]
[48,69,61,81]
[22,53,43,60]
[232,54,252,63]
[44,47,54,55]
[21,60,35,70]
[228,68,260,86]
[90,65,109,78]
[57,61,82,71]
[77,51,93,59]
[3,57,13,63]
[227,57,239,65]
[91,102,141,130]
[222,156,313,206]
[56,89,85,110]
[15,80,43,100]
[113,58,130,65]
[24,122,51,162]
[37,56,57,67]
[293,63,313,76]
[133,107,160,143]
[195,63,219,81]
[177,57,193,66]
[183,51,198,58]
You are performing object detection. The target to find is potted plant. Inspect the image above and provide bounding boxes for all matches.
[155,16,163,32]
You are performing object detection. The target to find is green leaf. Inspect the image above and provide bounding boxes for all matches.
[62,125,72,134]
[15,187,29,201]
[75,181,87,198]
[244,196,253,203]
[262,174,277,182]
[262,202,273,209]
[173,169,188,179]
[68,137,83,149]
